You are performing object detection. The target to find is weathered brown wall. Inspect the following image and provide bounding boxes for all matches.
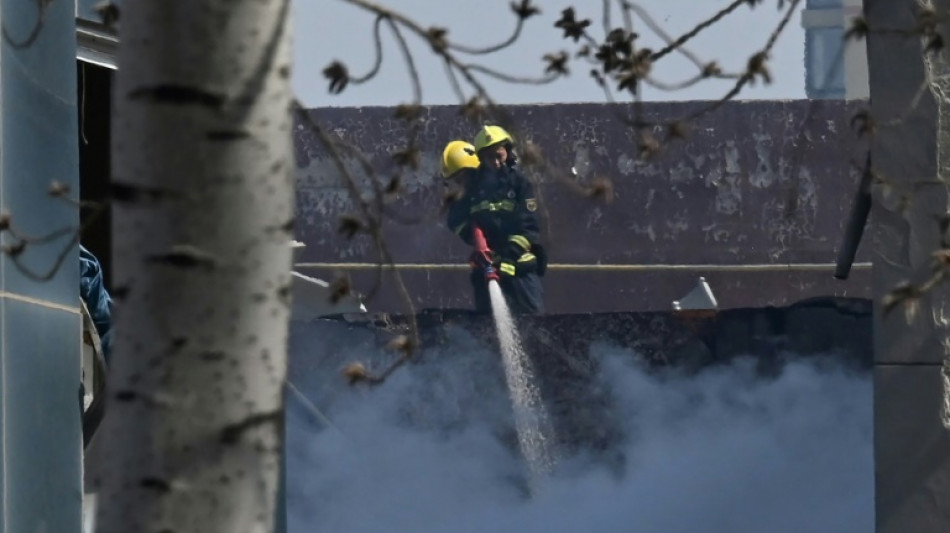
[294,100,870,314]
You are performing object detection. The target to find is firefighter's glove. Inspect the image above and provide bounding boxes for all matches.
[469,249,494,271]
[496,252,538,278]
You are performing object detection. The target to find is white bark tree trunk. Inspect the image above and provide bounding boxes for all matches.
[95,1,294,531]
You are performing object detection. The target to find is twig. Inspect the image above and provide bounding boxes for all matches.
[351,15,387,84]
[648,0,751,62]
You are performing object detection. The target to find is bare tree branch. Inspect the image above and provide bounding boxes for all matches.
[648,0,751,63]
[351,15,386,84]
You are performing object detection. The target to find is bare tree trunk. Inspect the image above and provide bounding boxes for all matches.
[867,0,950,531]
[95,1,294,531]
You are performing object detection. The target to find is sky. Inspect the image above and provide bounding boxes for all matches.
[295,0,809,108]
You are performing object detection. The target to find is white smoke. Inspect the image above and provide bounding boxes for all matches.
[287,331,873,533]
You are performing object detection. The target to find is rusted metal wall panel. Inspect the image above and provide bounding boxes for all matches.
[294,100,870,314]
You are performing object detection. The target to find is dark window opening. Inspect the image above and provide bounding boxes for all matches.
[77,61,113,288]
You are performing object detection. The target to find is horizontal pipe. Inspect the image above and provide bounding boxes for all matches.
[295,262,873,273]
[0,290,82,314]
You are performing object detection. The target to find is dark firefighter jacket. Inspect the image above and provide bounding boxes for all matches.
[446,165,541,259]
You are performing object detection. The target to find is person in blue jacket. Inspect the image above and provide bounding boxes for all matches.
[80,244,113,363]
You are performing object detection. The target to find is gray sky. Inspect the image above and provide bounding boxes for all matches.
[294,0,807,108]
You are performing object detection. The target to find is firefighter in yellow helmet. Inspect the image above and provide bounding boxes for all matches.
[445,125,547,315]
[441,140,480,179]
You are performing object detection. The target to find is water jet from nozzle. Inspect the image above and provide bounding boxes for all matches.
[471,226,557,490]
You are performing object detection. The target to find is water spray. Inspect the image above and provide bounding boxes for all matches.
[472,226,558,491]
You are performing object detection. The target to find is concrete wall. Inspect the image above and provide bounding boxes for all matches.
[867,0,950,531]
[0,0,83,531]
[294,100,871,314]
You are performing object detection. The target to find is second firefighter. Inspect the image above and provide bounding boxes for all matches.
[444,125,547,315]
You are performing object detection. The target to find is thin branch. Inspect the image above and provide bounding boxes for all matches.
[465,63,561,85]
[878,78,931,127]
[7,234,79,282]
[3,200,107,282]
[623,1,706,70]
[649,0,751,62]
[386,17,423,103]
[5,224,76,246]
[337,0,532,103]
[683,0,801,123]
[618,0,634,33]
[443,57,467,103]
[643,72,712,92]
[351,15,387,84]
[447,16,527,55]
[293,101,422,379]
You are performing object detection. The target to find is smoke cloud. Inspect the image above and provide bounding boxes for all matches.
[287,326,873,533]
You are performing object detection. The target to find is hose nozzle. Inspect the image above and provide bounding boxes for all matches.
[472,226,499,281]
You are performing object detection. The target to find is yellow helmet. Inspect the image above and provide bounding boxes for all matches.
[473,125,514,153]
[441,140,480,178]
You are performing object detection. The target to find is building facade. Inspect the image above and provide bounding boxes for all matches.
[802,0,869,99]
